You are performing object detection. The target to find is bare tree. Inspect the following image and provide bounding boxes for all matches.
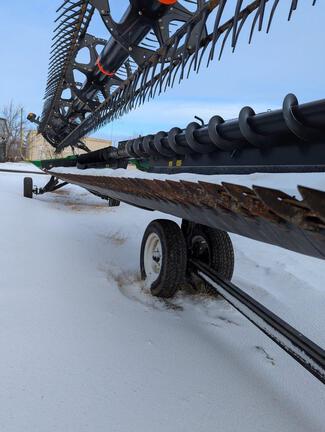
[1,101,27,161]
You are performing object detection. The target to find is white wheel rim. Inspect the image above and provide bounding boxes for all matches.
[144,232,163,285]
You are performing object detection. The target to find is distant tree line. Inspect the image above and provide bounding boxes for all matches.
[1,101,29,161]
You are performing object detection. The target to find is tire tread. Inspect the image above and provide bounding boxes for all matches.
[23,177,33,199]
[140,219,187,298]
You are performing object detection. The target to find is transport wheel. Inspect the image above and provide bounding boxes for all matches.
[182,221,234,281]
[140,219,187,298]
[23,177,33,199]
[108,198,120,207]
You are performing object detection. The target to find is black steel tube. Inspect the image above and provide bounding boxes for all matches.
[76,0,174,110]
[193,259,325,385]
[95,0,172,81]
[77,146,118,164]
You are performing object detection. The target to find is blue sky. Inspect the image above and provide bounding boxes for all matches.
[0,1,324,143]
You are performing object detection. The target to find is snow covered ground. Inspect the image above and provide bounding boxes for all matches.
[0,162,324,432]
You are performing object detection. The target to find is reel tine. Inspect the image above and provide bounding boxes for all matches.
[56,0,71,13]
[165,38,180,89]
[193,8,209,71]
[232,10,249,52]
[179,51,193,83]
[139,64,150,104]
[180,23,194,80]
[208,0,227,64]
[218,25,232,60]
[288,0,299,21]
[258,0,267,31]
[158,47,168,94]
[249,8,260,44]
[232,0,244,48]
[149,55,159,99]
[196,42,209,73]
[187,54,196,79]
[159,68,171,95]
[267,0,280,33]
[171,61,182,88]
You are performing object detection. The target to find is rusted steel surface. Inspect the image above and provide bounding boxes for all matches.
[51,171,325,260]
[298,186,325,224]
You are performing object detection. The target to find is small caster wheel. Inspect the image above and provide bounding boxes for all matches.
[23,177,33,199]
[140,219,187,298]
[182,221,234,286]
[108,198,120,207]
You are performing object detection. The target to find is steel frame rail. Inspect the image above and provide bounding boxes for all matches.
[0,168,47,175]
[193,259,325,385]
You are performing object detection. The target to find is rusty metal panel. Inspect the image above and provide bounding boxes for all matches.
[50,171,325,261]
[51,172,325,259]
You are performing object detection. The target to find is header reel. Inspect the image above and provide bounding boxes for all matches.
[35,0,317,152]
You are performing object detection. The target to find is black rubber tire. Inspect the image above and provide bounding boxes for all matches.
[108,198,120,207]
[140,219,187,298]
[182,221,234,281]
[23,177,33,199]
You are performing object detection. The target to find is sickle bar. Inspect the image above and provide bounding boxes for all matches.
[48,171,325,261]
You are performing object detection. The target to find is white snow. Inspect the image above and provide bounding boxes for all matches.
[0,162,324,432]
